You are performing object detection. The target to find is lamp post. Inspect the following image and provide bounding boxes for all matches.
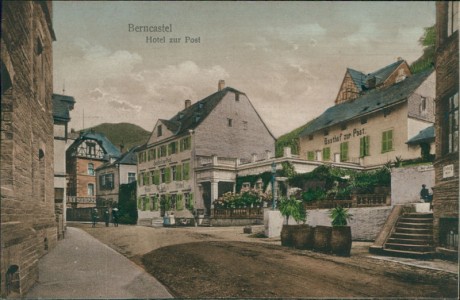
[271,161,276,210]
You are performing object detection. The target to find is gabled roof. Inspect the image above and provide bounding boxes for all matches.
[347,60,405,92]
[71,131,121,158]
[52,93,75,122]
[168,87,244,136]
[407,125,435,144]
[96,146,138,171]
[300,68,433,137]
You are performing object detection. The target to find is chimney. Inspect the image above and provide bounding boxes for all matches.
[185,99,191,109]
[119,142,125,154]
[397,57,403,61]
[218,80,225,91]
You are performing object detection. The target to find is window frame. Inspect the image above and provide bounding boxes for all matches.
[340,141,349,162]
[381,129,394,153]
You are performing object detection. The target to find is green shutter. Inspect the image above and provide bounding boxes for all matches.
[307,151,314,161]
[360,137,364,157]
[165,167,171,183]
[183,162,190,180]
[153,148,156,159]
[387,130,393,151]
[322,147,330,161]
[154,170,160,185]
[340,142,348,162]
[176,194,184,211]
[365,136,370,156]
[189,193,194,210]
[176,164,182,181]
[137,197,142,209]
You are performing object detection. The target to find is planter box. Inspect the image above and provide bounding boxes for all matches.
[313,225,332,253]
[331,226,352,256]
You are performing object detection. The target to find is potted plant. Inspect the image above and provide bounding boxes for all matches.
[329,205,353,256]
[278,196,313,249]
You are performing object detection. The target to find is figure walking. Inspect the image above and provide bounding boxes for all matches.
[104,209,110,227]
[91,208,99,228]
[112,207,119,227]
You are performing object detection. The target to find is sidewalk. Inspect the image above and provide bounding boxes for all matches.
[25,227,172,299]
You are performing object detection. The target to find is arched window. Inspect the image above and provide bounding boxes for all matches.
[88,183,95,196]
[6,265,20,296]
[88,163,94,175]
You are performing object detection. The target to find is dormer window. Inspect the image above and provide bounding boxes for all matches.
[157,125,162,137]
[198,102,204,109]
[179,113,184,120]
[341,123,347,130]
[420,97,427,113]
[308,135,313,141]
[235,93,240,102]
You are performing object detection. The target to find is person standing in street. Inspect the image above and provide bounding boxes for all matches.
[91,208,99,228]
[104,209,110,227]
[112,208,119,227]
[420,184,429,202]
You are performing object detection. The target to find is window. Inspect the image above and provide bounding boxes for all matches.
[88,163,95,176]
[420,97,427,113]
[323,130,329,136]
[185,193,193,209]
[99,173,114,190]
[54,188,64,203]
[169,141,177,155]
[322,147,331,161]
[307,151,315,161]
[383,108,392,118]
[150,171,155,185]
[87,183,95,196]
[183,161,190,180]
[128,172,136,183]
[381,129,393,153]
[171,166,177,181]
[159,145,167,157]
[243,121,248,130]
[86,142,96,156]
[360,136,370,157]
[180,136,191,151]
[448,1,459,37]
[341,123,347,130]
[176,164,182,181]
[227,118,233,127]
[143,172,149,186]
[157,125,163,137]
[160,168,166,183]
[235,93,240,101]
[447,93,459,153]
[308,135,313,141]
[165,167,171,183]
[340,142,349,162]
[360,117,368,125]
[154,170,160,185]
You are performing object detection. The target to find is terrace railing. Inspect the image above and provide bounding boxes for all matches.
[303,193,390,210]
[212,207,264,219]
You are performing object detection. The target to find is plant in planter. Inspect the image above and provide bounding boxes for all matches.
[329,205,353,256]
[278,196,313,249]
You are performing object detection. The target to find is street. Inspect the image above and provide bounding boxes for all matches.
[72,223,458,298]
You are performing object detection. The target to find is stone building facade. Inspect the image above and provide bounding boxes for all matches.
[66,132,121,208]
[137,81,275,222]
[52,93,75,239]
[299,61,435,168]
[1,1,57,297]
[96,147,138,206]
[433,1,459,255]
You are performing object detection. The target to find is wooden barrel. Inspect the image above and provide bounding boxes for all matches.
[280,225,296,247]
[313,225,332,253]
[331,226,352,256]
[292,225,315,250]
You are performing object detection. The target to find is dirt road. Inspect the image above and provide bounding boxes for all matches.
[71,223,458,298]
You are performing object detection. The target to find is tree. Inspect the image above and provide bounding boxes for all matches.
[410,25,435,74]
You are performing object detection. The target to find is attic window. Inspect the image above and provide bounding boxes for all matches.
[360,117,368,124]
[179,113,184,119]
[198,103,204,109]
[323,130,329,136]
[341,123,347,130]
[308,135,313,141]
[235,93,240,102]
[383,108,392,118]
[195,115,201,123]
[157,125,163,137]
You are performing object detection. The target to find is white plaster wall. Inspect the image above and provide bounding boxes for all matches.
[391,165,435,205]
[407,118,434,141]
[119,164,137,185]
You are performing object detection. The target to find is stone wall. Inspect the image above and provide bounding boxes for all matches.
[391,164,435,205]
[433,2,459,246]
[1,1,57,297]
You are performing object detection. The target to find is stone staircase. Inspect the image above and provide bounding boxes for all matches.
[382,212,435,258]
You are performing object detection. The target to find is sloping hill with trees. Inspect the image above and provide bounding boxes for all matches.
[81,123,150,151]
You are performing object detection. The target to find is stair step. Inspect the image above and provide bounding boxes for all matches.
[381,248,435,258]
[385,243,434,252]
[396,222,433,229]
[387,238,433,245]
[403,213,433,218]
[398,218,433,223]
[391,232,432,239]
[395,227,432,234]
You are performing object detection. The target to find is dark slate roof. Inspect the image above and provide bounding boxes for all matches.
[347,60,405,92]
[407,125,435,144]
[96,146,138,170]
[300,69,433,137]
[52,93,75,122]
[169,87,244,136]
[77,131,121,158]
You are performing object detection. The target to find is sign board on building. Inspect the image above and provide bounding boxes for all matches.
[417,165,434,172]
[443,164,454,178]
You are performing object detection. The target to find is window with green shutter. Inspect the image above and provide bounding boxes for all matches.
[322,147,331,161]
[381,130,393,153]
[360,135,370,157]
[154,170,160,185]
[340,142,349,162]
[143,172,149,185]
[183,161,190,180]
[307,151,315,161]
[152,195,159,211]
[176,194,184,211]
[169,141,178,154]
[150,171,155,184]
[153,147,156,159]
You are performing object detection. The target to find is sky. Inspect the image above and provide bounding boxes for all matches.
[53,1,435,137]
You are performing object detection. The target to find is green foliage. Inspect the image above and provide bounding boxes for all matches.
[280,161,296,178]
[302,188,326,202]
[118,181,138,224]
[214,189,271,208]
[278,196,306,224]
[275,118,317,157]
[410,25,435,74]
[81,122,150,151]
[235,172,273,193]
[330,206,352,226]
